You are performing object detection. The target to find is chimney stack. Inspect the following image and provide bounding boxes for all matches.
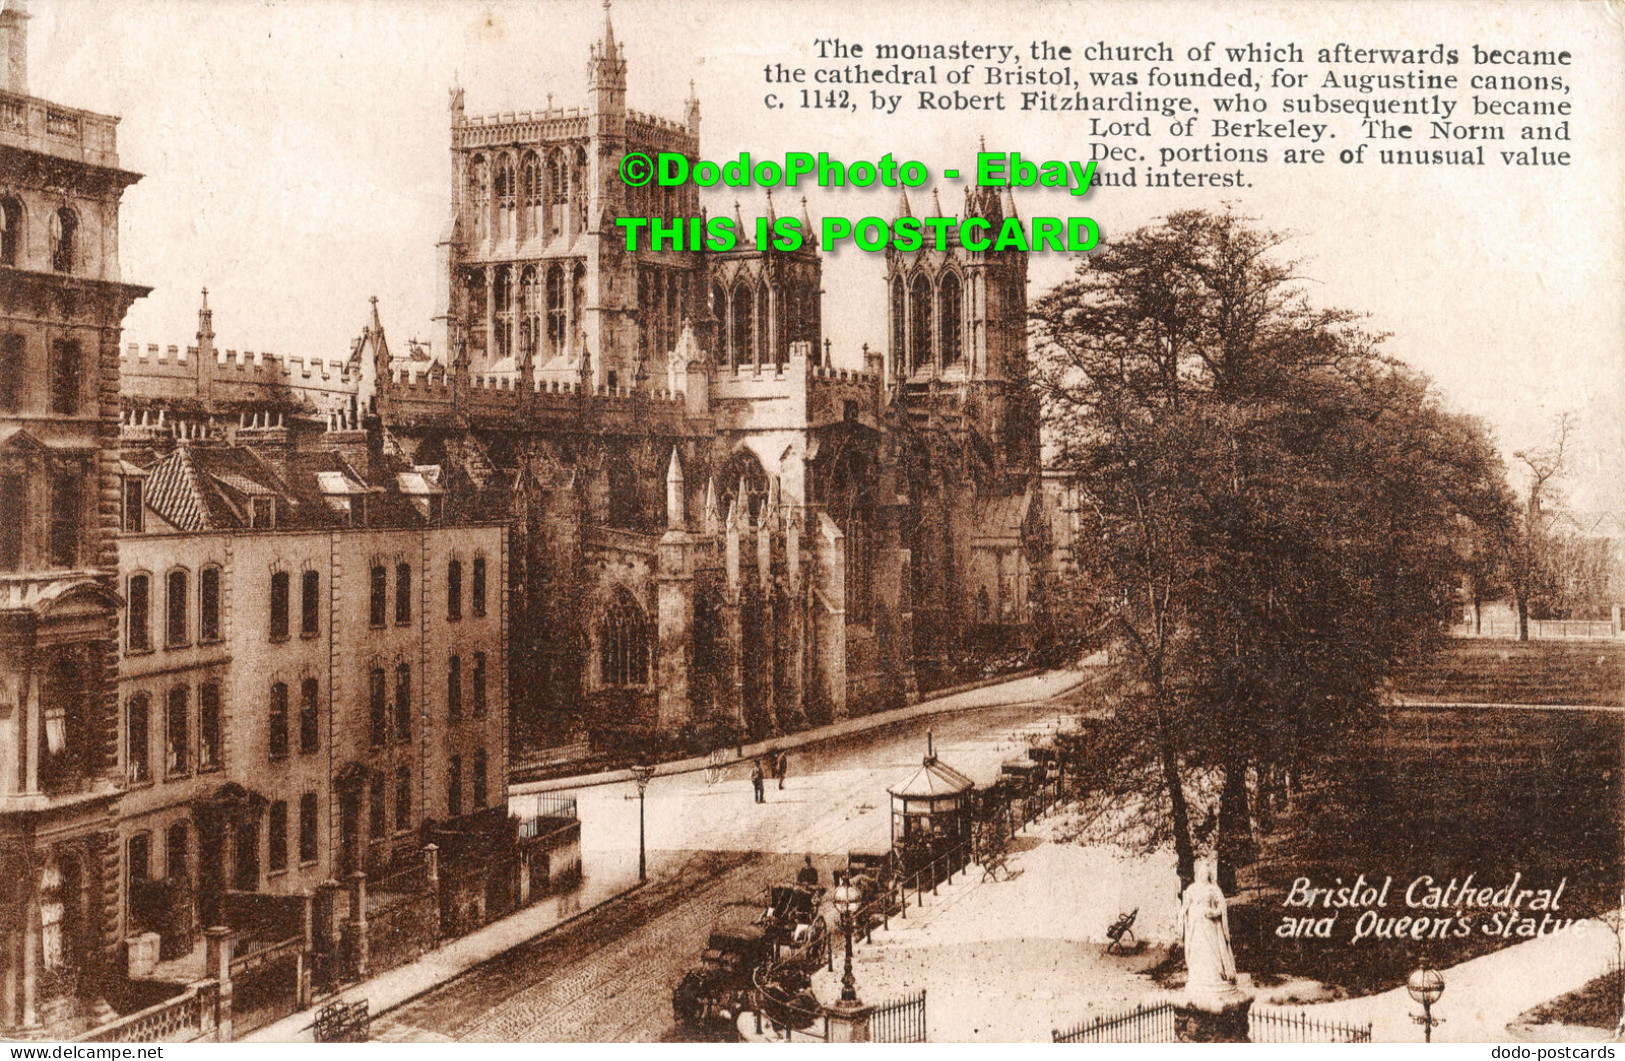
[1,0,29,96]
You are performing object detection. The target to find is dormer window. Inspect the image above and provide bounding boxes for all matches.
[250,496,277,529]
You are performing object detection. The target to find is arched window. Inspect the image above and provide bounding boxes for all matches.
[269,570,290,640]
[369,564,387,627]
[394,662,412,741]
[199,566,221,642]
[127,573,151,652]
[473,749,489,809]
[126,693,151,783]
[464,268,487,359]
[468,155,490,242]
[606,450,638,529]
[731,285,754,367]
[711,283,729,364]
[910,274,934,373]
[395,766,411,831]
[519,266,539,362]
[395,562,411,624]
[447,559,463,621]
[301,569,320,637]
[571,264,586,355]
[49,208,76,273]
[824,446,875,627]
[574,146,588,233]
[0,197,21,266]
[472,652,487,716]
[166,569,189,647]
[759,283,777,366]
[548,149,568,239]
[494,154,515,240]
[520,152,542,240]
[472,557,487,617]
[600,590,650,687]
[891,277,907,376]
[492,264,512,363]
[268,681,288,759]
[939,273,963,367]
[546,265,565,357]
[299,678,319,753]
[368,667,387,747]
[447,654,462,722]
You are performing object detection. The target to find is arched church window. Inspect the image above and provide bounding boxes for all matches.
[519,266,538,361]
[910,274,934,373]
[0,197,21,266]
[759,283,778,366]
[824,447,875,626]
[731,285,755,367]
[493,265,512,363]
[571,263,586,355]
[548,149,568,238]
[599,589,650,687]
[545,266,565,356]
[468,155,490,242]
[940,272,963,367]
[711,284,729,364]
[891,277,907,376]
[520,152,541,240]
[49,207,77,274]
[494,154,516,240]
[574,147,589,233]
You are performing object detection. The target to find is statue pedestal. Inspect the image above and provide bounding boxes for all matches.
[1174,988,1252,1042]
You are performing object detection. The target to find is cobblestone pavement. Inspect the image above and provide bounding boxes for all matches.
[371,689,1098,1042]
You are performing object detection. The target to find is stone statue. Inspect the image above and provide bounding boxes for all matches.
[1180,858,1238,1002]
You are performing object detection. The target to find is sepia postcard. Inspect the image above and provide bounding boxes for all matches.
[0,0,1621,1046]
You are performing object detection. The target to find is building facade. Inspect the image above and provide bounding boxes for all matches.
[0,0,149,1033]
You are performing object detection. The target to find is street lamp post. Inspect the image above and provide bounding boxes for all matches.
[630,764,656,884]
[1407,963,1445,1043]
[832,873,861,1004]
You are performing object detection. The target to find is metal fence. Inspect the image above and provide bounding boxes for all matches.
[1053,1002,1177,1043]
[869,990,927,1043]
[228,935,304,1038]
[1248,1007,1373,1043]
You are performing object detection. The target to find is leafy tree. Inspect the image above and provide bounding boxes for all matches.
[1032,209,1513,891]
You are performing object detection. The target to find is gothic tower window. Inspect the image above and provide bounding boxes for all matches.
[711,284,729,365]
[731,285,754,367]
[574,146,589,233]
[494,154,516,240]
[940,272,964,367]
[520,151,542,241]
[571,263,586,355]
[493,265,512,363]
[464,269,487,361]
[599,589,650,687]
[891,277,906,377]
[519,266,539,362]
[0,197,21,266]
[910,274,934,374]
[760,283,778,366]
[468,155,490,243]
[548,149,568,238]
[824,446,875,627]
[545,265,565,356]
[49,207,77,273]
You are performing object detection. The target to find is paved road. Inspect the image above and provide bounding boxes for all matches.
[372,688,1096,1042]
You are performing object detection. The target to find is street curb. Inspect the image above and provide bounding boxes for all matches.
[510,666,1101,795]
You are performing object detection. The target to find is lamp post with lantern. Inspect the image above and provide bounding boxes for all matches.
[824,871,872,1042]
[1407,963,1445,1043]
[630,763,656,884]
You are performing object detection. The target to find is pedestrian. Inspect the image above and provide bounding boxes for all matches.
[797,854,819,887]
[776,749,788,790]
[751,759,765,803]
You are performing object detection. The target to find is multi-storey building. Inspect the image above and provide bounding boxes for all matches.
[113,309,506,964]
[0,0,149,1033]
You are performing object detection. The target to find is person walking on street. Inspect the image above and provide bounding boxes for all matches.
[776,749,788,790]
[751,760,765,803]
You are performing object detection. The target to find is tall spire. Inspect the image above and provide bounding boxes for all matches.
[196,287,213,343]
[894,188,913,220]
[602,0,616,60]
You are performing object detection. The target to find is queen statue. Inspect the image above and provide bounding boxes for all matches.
[1180,857,1239,1005]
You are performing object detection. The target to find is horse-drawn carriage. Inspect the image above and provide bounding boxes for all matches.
[672,880,829,1034]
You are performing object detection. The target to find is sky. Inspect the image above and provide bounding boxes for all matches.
[25,0,1625,510]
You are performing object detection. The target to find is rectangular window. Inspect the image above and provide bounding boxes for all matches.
[127,694,150,783]
[447,559,463,621]
[394,663,411,742]
[166,686,189,776]
[394,767,411,832]
[128,832,151,888]
[369,565,386,627]
[250,497,276,529]
[199,567,221,642]
[298,793,318,864]
[473,749,488,810]
[166,823,189,882]
[447,656,462,723]
[268,801,288,873]
[127,574,151,652]
[198,681,221,769]
[472,652,488,718]
[122,477,144,533]
[301,569,320,637]
[447,755,462,818]
[368,668,387,747]
[269,570,289,640]
[0,475,22,571]
[395,563,412,624]
[300,678,319,754]
[472,557,487,617]
[268,681,289,759]
[48,338,79,415]
[166,570,189,647]
[0,334,22,412]
[369,774,387,840]
[48,469,79,568]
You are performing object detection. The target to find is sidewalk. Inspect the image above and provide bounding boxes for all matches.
[244,870,643,1042]
[511,664,1100,796]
